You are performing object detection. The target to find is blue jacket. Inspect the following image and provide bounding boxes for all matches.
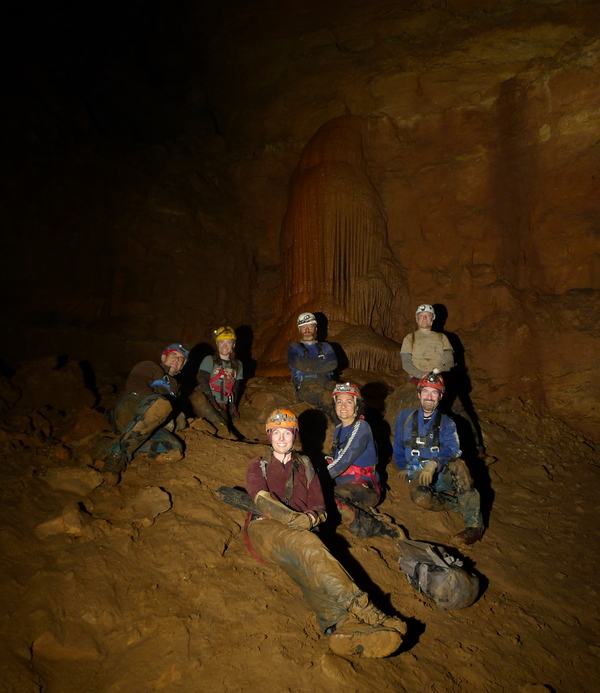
[287,341,337,383]
[328,417,379,486]
[393,408,460,474]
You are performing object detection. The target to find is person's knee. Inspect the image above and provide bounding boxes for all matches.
[410,484,435,509]
[153,448,183,463]
[445,457,474,493]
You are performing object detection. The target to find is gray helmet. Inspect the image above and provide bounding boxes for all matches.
[297,312,317,327]
[415,303,435,319]
[398,539,479,610]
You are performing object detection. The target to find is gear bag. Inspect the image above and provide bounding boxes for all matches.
[397,538,479,610]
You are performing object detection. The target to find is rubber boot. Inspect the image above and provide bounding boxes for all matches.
[328,614,402,658]
[119,397,173,457]
[348,592,407,636]
[336,500,404,540]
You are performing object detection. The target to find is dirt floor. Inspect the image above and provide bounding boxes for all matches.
[0,370,598,693]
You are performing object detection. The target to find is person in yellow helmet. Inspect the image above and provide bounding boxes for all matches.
[190,326,243,432]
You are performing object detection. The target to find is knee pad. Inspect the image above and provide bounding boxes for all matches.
[410,485,435,509]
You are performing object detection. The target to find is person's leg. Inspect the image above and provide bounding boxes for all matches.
[247,519,404,657]
[135,428,183,462]
[435,458,483,528]
[436,458,484,543]
[190,389,228,428]
[248,519,358,630]
[104,394,172,475]
[333,484,401,539]
[297,383,338,423]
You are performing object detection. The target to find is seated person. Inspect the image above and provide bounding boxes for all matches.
[191,326,243,432]
[328,383,401,540]
[287,312,338,423]
[393,372,484,545]
[245,408,406,658]
[104,343,188,482]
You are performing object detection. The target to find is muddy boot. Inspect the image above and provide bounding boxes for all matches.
[348,592,407,635]
[454,526,484,545]
[328,615,402,658]
[336,501,404,540]
[102,449,130,485]
[119,397,173,457]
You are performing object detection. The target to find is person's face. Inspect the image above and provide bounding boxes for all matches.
[419,386,441,414]
[335,394,357,424]
[416,311,434,330]
[270,427,294,455]
[217,338,235,358]
[161,351,186,375]
[299,322,317,342]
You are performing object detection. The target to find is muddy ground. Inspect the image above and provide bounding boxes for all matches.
[0,369,598,693]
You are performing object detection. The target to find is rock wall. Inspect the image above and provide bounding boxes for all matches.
[2,0,599,438]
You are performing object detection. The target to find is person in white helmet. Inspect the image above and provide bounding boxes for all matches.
[287,312,338,423]
[401,304,454,382]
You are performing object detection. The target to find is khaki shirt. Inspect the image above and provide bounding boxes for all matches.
[401,330,453,372]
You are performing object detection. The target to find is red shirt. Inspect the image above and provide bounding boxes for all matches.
[246,453,326,520]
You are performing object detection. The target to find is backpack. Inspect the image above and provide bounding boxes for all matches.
[397,538,479,610]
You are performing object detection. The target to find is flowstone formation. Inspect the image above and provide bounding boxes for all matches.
[260,116,406,372]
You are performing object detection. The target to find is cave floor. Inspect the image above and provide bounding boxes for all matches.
[0,382,598,693]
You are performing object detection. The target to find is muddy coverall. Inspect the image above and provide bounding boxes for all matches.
[393,408,483,530]
[287,341,338,423]
[245,453,366,632]
[190,355,242,427]
[107,360,183,463]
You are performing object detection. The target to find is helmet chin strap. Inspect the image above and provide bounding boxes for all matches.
[272,446,294,462]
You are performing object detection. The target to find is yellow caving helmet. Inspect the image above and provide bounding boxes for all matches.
[214,325,236,342]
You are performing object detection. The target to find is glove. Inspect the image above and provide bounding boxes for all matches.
[418,460,438,486]
[287,512,314,531]
[398,470,409,483]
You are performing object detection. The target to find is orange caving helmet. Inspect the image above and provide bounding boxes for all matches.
[418,371,445,394]
[265,408,299,432]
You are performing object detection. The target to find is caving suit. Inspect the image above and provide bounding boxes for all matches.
[328,417,380,517]
[191,354,243,426]
[245,453,364,633]
[107,360,183,462]
[287,340,338,422]
[393,408,482,529]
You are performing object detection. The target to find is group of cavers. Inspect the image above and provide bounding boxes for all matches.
[100,305,485,659]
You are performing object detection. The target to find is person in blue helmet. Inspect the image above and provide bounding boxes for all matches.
[102,343,189,482]
[393,371,484,545]
[287,312,338,423]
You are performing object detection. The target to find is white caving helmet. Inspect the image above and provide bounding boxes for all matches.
[297,312,317,328]
[415,304,436,320]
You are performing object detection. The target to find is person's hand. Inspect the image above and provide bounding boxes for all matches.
[287,512,313,531]
[418,460,437,486]
[398,470,409,483]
